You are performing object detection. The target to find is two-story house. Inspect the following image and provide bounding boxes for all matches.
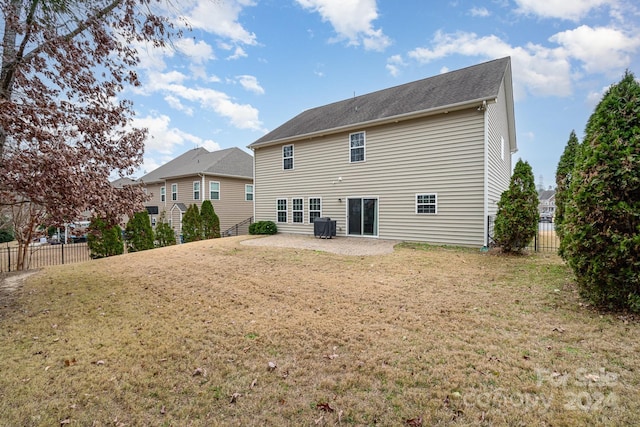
[248,57,517,247]
[138,147,254,238]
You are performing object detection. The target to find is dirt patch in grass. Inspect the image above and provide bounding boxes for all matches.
[0,236,637,426]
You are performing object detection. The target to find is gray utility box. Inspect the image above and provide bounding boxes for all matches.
[313,217,337,238]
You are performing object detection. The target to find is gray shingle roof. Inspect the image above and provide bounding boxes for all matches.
[250,57,511,147]
[138,147,253,184]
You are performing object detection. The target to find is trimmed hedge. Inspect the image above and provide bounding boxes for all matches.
[249,221,277,235]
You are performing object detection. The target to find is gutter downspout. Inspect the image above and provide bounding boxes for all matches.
[483,102,490,248]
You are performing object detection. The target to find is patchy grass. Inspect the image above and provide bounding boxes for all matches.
[1,237,638,426]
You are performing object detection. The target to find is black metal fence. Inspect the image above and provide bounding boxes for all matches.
[1,242,91,272]
[487,216,559,253]
[223,217,254,237]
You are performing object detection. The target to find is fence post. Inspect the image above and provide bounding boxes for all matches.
[61,243,65,265]
[7,246,10,273]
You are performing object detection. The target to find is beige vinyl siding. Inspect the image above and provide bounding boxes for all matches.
[486,80,514,216]
[254,108,487,246]
[208,176,253,233]
[144,175,253,237]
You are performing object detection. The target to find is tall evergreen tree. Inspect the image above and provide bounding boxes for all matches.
[562,71,640,311]
[124,211,155,252]
[201,200,221,239]
[87,217,123,259]
[555,130,580,257]
[154,211,176,247]
[182,204,202,243]
[494,159,539,253]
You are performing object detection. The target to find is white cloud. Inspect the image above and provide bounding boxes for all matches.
[163,84,265,131]
[295,0,391,51]
[550,25,640,74]
[470,7,490,17]
[134,114,219,156]
[439,66,449,74]
[406,25,639,100]
[513,0,610,21]
[227,46,248,60]
[174,38,215,63]
[179,0,258,45]
[164,95,194,115]
[236,75,265,95]
[385,54,406,77]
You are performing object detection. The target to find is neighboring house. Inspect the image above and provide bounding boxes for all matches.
[538,189,556,222]
[138,147,254,238]
[248,57,517,247]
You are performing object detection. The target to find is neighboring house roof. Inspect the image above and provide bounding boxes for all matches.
[110,177,138,188]
[138,147,253,184]
[249,57,515,149]
[171,203,187,212]
[538,190,556,201]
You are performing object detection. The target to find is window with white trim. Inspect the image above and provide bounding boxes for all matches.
[350,131,365,162]
[151,216,157,227]
[292,198,303,223]
[171,183,177,201]
[209,181,220,200]
[277,199,287,223]
[160,186,166,202]
[245,184,254,201]
[416,194,437,214]
[193,181,200,200]
[309,197,321,223]
[283,144,294,170]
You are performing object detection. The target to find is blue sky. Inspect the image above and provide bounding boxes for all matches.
[128,0,640,189]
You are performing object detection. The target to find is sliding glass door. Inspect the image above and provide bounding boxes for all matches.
[348,198,378,236]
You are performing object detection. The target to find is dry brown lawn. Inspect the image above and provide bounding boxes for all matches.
[1,236,638,426]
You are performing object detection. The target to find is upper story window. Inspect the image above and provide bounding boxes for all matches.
[416,193,437,214]
[283,145,294,170]
[210,181,220,200]
[350,131,365,163]
[193,181,200,200]
[309,197,321,224]
[245,184,254,201]
[171,183,178,201]
[160,186,166,202]
[277,199,287,223]
[292,198,303,223]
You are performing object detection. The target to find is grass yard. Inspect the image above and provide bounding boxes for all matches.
[0,236,637,426]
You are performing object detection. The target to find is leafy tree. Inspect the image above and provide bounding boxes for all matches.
[494,159,539,253]
[87,217,123,259]
[124,210,154,252]
[182,204,202,243]
[562,71,640,311]
[201,200,221,239]
[555,130,580,257]
[155,211,176,247]
[0,1,178,227]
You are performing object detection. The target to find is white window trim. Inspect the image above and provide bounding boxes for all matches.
[276,198,288,223]
[193,181,200,200]
[292,197,304,224]
[209,181,220,200]
[171,183,178,201]
[349,131,366,163]
[308,197,322,223]
[160,186,166,202]
[283,144,294,170]
[245,184,254,201]
[416,193,438,215]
